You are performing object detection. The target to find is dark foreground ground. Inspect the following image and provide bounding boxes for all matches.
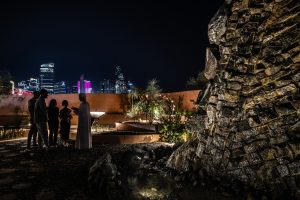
[0,139,239,200]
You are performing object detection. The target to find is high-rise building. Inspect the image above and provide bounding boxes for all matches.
[77,80,92,93]
[127,80,134,93]
[40,63,55,93]
[29,78,40,91]
[65,85,72,94]
[115,66,127,94]
[100,79,111,93]
[72,85,78,94]
[17,78,40,92]
[54,81,67,94]
[17,81,27,90]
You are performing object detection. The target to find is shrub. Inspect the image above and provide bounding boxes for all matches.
[127,79,165,123]
[160,111,192,143]
[0,128,27,140]
[127,79,194,143]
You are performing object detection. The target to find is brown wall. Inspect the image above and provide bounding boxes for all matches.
[163,90,200,111]
[0,93,127,116]
[49,93,126,113]
[0,90,200,125]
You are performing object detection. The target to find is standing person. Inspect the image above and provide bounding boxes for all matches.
[48,99,59,146]
[72,94,92,149]
[59,100,72,146]
[27,91,40,149]
[34,89,49,149]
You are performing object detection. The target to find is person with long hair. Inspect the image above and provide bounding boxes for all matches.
[48,99,59,146]
[59,100,72,146]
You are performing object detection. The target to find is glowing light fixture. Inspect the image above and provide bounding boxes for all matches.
[10,81,14,95]
[90,112,105,118]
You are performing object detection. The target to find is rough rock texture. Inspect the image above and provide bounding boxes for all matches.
[168,0,300,198]
[88,144,177,200]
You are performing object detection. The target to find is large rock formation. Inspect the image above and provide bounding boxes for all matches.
[168,0,300,198]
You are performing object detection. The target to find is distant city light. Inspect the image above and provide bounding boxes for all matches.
[40,63,55,93]
[77,80,92,93]
[13,64,136,95]
[9,81,14,95]
[54,81,67,94]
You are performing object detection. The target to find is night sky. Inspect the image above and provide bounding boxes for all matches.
[0,0,223,92]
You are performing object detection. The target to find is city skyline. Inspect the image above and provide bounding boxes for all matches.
[11,63,135,91]
[0,1,223,92]
[17,63,134,94]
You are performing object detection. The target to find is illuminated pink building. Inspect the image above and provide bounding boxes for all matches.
[77,80,92,93]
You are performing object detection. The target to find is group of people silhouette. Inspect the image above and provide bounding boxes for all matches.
[27,88,92,150]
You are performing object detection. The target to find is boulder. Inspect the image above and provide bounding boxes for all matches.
[168,0,300,198]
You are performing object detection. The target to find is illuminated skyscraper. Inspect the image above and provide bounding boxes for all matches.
[28,78,40,91]
[100,79,111,93]
[77,80,92,93]
[72,85,78,94]
[54,81,67,94]
[115,66,127,94]
[40,63,55,93]
[17,78,40,92]
[127,80,134,93]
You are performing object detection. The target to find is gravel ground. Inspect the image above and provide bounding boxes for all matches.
[0,139,235,200]
[0,139,135,199]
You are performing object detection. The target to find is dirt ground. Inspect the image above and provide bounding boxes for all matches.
[0,139,236,200]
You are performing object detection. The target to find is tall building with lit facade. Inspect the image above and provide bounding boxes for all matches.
[17,78,40,92]
[72,85,78,94]
[40,63,55,93]
[127,80,134,93]
[115,66,127,94]
[54,81,67,94]
[77,80,92,93]
[100,79,112,93]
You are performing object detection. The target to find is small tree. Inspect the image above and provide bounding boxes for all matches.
[128,87,139,106]
[127,79,165,123]
[160,96,192,143]
[126,79,193,143]
[160,111,190,143]
[143,79,164,122]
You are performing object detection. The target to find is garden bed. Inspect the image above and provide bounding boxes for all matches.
[0,126,28,140]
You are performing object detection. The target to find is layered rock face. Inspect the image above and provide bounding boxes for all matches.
[168,0,300,197]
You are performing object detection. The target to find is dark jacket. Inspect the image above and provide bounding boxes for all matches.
[28,97,37,123]
[34,97,48,123]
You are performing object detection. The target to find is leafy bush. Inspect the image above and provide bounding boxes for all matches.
[160,111,192,143]
[127,79,194,143]
[127,79,165,123]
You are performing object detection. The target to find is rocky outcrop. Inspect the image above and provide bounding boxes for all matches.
[168,0,300,198]
[88,144,176,200]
